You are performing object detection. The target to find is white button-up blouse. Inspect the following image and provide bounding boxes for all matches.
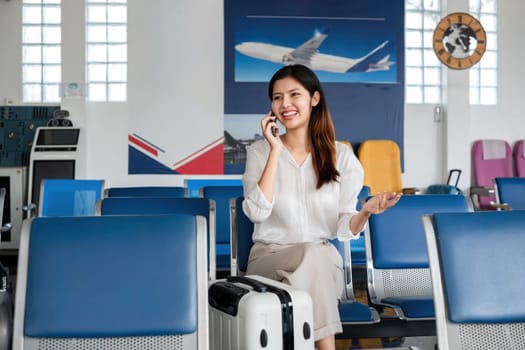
[242,140,364,244]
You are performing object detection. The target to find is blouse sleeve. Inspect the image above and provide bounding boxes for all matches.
[336,144,365,241]
[241,142,274,223]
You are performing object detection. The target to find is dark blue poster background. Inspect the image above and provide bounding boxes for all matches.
[224,0,404,174]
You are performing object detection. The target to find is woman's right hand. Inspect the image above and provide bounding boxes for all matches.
[261,112,283,149]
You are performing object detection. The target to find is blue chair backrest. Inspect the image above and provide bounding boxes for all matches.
[494,177,525,210]
[14,214,208,349]
[98,196,215,279]
[369,194,469,269]
[106,186,185,198]
[431,210,525,323]
[99,197,210,217]
[39,179,104,217]
[185,178,242,198]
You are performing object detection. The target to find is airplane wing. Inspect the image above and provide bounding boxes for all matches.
[284,30,328,65]
[345,40,394,72]
[307,41,395,73]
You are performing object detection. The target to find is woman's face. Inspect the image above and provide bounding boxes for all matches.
[271,76,319,133]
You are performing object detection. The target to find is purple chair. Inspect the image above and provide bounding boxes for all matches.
[470,139,513,210]
[513,140,525,177]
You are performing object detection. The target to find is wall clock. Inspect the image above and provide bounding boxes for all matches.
[433,12,487,69]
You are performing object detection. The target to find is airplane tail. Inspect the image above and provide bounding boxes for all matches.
[346,41,395,73]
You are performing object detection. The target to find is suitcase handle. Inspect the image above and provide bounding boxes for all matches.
[226,276,268,292]
[447,169,462,187]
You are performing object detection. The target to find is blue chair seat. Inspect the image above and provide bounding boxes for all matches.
[338,300,378,324]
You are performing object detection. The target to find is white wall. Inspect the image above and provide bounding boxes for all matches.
[1,0,524,192]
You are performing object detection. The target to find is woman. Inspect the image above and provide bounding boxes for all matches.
[242,64,400,350]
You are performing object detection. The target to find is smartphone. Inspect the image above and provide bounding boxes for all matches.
[270,111,278,137]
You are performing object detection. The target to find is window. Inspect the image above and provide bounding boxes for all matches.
[86,0,127,102]
[405,0,443,104]
[22,0,61,103]
[469,0,498,105]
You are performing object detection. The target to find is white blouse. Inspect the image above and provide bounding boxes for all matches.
[242,140,364,244]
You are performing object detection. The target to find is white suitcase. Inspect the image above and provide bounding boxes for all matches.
[209,275,315,350]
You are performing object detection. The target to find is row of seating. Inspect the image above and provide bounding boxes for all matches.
[27,179,244,277]
[349,139,525,213]
[9,183,525,348]
[232,192,525,347]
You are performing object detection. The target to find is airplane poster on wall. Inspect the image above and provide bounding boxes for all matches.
[224,0,405,174]
[234,19,398,83]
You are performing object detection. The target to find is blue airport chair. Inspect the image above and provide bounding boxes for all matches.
[12,214,208,350]
[184,178,242,198]
[36,179,105,217]
[423,210,525,350]
[96,196,217,280]
[365,194,470,321]
[105,186,186,198]
[200,185,244,273]
[493,177,525,210]
[229,196,380,328]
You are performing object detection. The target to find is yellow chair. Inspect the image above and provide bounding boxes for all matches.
[357,139,416,195]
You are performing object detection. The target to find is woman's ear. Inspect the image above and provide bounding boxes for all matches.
[311,91,320,107]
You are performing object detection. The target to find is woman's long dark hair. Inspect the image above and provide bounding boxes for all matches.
[268,64,339,189]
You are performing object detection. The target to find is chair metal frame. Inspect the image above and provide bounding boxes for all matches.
[200,185,244,273]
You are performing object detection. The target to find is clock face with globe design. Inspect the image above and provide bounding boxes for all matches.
[433,12,487,69]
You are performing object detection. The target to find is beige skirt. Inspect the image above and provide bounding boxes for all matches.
[245,241,344,340]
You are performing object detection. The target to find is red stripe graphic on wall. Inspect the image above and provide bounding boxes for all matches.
[128,134,161,157]
[173,136,224,174]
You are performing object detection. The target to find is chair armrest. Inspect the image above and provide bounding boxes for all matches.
[470,186,495,196]
[469,186,496,210]
[489,201,512,210]
[402,187,420,195]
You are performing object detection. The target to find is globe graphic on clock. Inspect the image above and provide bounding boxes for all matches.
[443,23,477,59]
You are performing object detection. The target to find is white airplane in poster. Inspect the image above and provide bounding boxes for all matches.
[235,29,395,74]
